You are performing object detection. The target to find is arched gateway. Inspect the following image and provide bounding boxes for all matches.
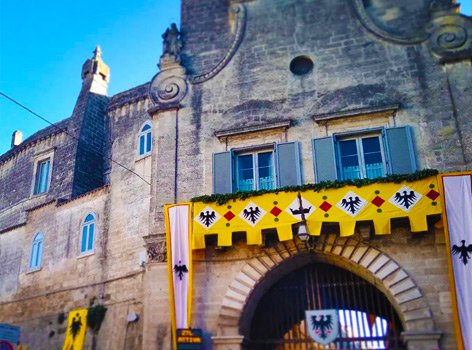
[213,236,441,350]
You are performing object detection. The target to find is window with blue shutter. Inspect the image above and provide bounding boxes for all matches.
[312,126,417,182]
[212,142,302,194]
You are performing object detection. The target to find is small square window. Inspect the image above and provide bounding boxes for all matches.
[33,158,52,195]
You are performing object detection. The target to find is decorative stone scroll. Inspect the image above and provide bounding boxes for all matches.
[428,13,472,60]
[149,73,188,109]
[351,0,428,45]
[352,0,472,62]
[189,3,247,84]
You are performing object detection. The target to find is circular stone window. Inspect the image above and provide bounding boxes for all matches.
[290,56,314,75]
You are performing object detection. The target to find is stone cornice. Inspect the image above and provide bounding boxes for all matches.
[214,120,292,139]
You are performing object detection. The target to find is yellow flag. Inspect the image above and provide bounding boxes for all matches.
[62,309,88,350]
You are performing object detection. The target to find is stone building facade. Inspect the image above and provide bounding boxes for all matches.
[1,0,472,349]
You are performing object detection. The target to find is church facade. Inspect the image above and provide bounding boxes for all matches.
[1,0,472,349]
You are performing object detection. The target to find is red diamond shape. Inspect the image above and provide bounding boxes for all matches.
[319,201,332,212]
[426,190,440,201]
[270,206,282,217]
[372,196,385,207]
[224,211,235,221]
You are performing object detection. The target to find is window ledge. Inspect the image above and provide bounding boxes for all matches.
[136,153,152,162]
[77,251,95,259]
[312,104,399,123]
[26,267,42,274]
[214,120,292,139]
[30,192,48,199]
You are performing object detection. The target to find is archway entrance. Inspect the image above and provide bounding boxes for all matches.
[244,261,405,350]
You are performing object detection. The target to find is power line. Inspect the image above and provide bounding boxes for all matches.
[0,91,151,186]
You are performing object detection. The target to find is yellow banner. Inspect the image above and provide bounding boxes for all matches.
[62,309,88,350]
[193,176,442,248]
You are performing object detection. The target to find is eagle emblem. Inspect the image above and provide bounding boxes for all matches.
[174,260,189,280]
[194,206,221,229]
[394,190,417,209]
[243,206,262,224]
[69,313,83,339]
[336,191,367,217]
[238,202,267,226]
[306,309,339,345]
[389,185,422,212]
[341,196,362,214]
[452,240,472,266]
[199,210,216,228]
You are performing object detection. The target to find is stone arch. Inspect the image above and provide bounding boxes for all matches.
[215,235,435,343]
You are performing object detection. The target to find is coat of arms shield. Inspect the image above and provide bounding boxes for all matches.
[305,309,339,345]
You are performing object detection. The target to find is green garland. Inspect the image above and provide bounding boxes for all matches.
[87,304,107,333]
[191,169,439,205]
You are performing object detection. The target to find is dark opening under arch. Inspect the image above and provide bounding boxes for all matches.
[243,261,405,349]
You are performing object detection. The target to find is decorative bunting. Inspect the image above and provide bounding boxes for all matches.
[165,203,193,349]
[192,176,442,247]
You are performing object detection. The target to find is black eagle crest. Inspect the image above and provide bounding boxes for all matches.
[199,210,216,227]
[174,260,189,280]
[341,196,362,214]
[452,240,472,266]
[311,314,333,340]
[243,206,261,224]
[69,313,82,339]
[394,190,417,209]
[290,206,312,216]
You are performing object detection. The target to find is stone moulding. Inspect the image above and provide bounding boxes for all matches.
[350,0,429,45]
[189,3,247,84]
[214,120,292,139]
[312,104,399,123]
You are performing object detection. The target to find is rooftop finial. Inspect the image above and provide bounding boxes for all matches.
[81,46,109,95]
[93,45,102,59]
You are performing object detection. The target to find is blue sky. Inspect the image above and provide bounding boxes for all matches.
[0,1,471,155]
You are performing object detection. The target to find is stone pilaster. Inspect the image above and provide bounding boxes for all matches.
[401,331,442,350]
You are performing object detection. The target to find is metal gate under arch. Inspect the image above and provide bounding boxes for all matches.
[248,262,405,350]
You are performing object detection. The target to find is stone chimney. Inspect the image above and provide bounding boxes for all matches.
[11,130,22,148]
[81,46,110,96]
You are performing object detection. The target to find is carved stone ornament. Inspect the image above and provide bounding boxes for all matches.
[143,235,167,263]
[428,13,472,60]
[190,3,247,84]
[162,23,183,61]
[149,69,188,109]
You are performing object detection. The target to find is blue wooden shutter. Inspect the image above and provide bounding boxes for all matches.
[275,142,302,187]
[312,136,338,182]
[213,151,234,194]
[383,126,417,174]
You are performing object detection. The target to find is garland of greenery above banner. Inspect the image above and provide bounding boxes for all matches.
[192,169,439,205]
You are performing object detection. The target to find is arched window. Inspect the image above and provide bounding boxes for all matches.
[81,213,96,253]
[138,122,152,156]
[29,232,44,269]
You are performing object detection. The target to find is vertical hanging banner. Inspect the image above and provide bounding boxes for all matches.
[165,203,193,349]
[62,309,88,350]
[440,173,472,350]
